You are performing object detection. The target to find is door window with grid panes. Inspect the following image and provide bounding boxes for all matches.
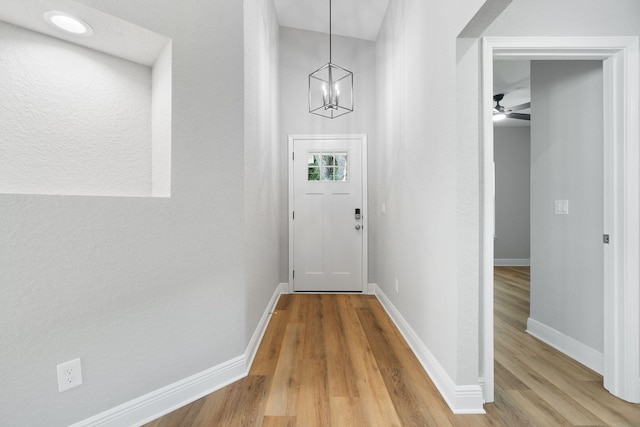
[307,152,348,181]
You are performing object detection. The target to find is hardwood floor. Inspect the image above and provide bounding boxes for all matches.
[493,267,640,426]
[145,268,640,426]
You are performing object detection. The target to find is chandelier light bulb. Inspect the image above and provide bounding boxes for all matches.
[308,0,353,118]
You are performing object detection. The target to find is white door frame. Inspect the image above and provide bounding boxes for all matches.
[288,134,368,293]
[481,37,640,404]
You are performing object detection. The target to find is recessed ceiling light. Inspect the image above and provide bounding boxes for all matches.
[43,11,93,36]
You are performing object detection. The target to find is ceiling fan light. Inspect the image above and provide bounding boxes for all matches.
[493,112,507,122]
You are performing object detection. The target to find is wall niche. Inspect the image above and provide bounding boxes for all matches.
[0,0,171,197]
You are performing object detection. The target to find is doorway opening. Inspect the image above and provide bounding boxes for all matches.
[481,37,640,405]
[494,58,605,374]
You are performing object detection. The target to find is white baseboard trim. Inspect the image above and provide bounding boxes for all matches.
[71,357,246,427]
[477,376,486,398]
[279,282,374,294]
[494,258,530,266]
[374,286,485,414]
[72,284,283,427]
[245,283,286,369]
[526,317,603,375]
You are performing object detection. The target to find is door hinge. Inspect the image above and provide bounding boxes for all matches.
[293,270,295,279]
[603,234,610,244]
[292,152,295,161]
[292,211,295,220]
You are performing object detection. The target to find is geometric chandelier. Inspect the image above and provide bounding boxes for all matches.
[309,0,354,119]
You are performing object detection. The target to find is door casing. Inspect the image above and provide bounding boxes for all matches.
[480,37,640,404]
[288,134,369,293]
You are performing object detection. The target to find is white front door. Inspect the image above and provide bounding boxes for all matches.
[289,135,367,292]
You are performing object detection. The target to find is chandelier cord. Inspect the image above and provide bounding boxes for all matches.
[329,0,332,63]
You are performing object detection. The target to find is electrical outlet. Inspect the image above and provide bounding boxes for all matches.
[57,358,83,392]
[394,278,399,294]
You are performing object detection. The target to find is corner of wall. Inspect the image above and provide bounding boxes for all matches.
[70,283,283,427]
[526,317,604,375]
[151,40,173,198]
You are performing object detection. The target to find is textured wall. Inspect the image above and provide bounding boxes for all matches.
[0,1,246,425]
[494,126,531,261]
[278,26,377,283]
[0,22,152,196]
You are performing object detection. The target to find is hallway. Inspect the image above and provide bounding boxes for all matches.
[146,294,495,426]
[145,274,640,425]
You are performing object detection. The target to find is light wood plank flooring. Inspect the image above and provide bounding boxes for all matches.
[146,268,640,426]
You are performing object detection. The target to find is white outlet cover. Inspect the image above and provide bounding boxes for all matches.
[57,358,83,392]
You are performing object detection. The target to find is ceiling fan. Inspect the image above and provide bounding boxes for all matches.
[493,93,530,121]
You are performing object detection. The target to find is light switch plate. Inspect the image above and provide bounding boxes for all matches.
[554,200,569,215]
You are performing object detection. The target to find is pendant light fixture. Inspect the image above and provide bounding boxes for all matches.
[309,0,353,119]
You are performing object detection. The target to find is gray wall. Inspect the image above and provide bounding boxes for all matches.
[494,126,531,262]
[244,0,281,345]
[278,26,377,283]
[376,0,487,385]
[530,60,604,352]
[485,0,640,38]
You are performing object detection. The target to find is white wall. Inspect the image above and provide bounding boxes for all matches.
[244,0,281,343]
[376,0,486,394]
[0,0,247,425]
[530,60,604,353]
[278,26,377,283]
[494,126,530,262]
[0,21,152,197]
[485,0,640,37]
[151,41,172,198]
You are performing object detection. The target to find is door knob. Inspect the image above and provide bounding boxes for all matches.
[355,224,361,230]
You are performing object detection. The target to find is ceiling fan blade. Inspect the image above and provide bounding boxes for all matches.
[509,102,530,112]
[507,112,530,121]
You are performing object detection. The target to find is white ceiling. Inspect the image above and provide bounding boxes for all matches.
[274,0,389,41]
[493,60,531,127]
[0,0,168,66]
